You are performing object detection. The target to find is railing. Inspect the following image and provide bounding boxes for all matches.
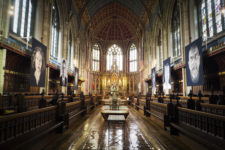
[0,94,98,148]
[178,107,225,139]
[200,103,225,116]
[137,99,145,110]
[149,101,168,121]
[0,95,81,114]
[0,106,57,144]
[66,101,82,120]
[163,99,187,107]
[24,95,54,110]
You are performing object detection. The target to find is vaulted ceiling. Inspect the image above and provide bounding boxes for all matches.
[73,0,158,41]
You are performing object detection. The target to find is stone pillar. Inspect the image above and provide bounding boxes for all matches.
[180,0,191,96]
[0,0,10,94]
[45,67,50,95]
[0,50,6,94]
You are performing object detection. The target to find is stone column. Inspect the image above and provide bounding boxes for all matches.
[180,0,190,96]
[0,0,10,94]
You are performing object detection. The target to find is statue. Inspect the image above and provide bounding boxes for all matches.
[110,82,119,110]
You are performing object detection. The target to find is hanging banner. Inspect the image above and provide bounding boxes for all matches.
[185,38,204,86]
[74,67,79,90]
[151,67,156,91]
[163,57,171,90]
[60,58,68,86]
[30,38,46,87]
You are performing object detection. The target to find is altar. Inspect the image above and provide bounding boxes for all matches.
[101,110,129,121]
[100,58,129,122]
[101,83,129,121]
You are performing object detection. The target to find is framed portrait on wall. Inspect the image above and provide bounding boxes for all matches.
[185,38,204,86]
[163,58,171,90]
[60,58,68,86]
[151,67,156,91]
[74,67,79,90]
[30,38,46,87]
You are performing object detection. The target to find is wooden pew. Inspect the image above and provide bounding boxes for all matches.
[200,103,225,116]
[147,101,168,121]
[25,95,55,110]
[0,94,84,115]
[170,107,225,150]
[66,101,83,121]
[135,95,225,149]
[135,97,145,111]
[0,95,17,115]
[0,106,60,148]
[85,95,95,111]
[0,94,97,148]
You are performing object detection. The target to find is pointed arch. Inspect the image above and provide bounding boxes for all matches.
[92,43,100,71]
[129,43,137,72]
[171,0,181,57]
[106,44,123,71]
[68,30,73,68]
[10,0,35,39]
[50,0,60,59]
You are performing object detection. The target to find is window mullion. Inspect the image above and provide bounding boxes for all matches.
[20,0,26,37]
[17,0,23,36]
[13,0,20,33]
[27,0,32,39]
[24,0,29,38]
[212,0,216,34]
[222,0,225,30]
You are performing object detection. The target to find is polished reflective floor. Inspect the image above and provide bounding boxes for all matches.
[68,107,159,150]
[18,106,208,150]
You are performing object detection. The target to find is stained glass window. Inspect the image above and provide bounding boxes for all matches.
[215,0,222,33]
[107,44,123,71]
[11,0,34,39]
[129,44,137,72]
[208,0,214,37]
[158,30,163,68]
[200,0,223,40]
[92,44,100,71]
[201,1,207,39]
[50,2,60,59]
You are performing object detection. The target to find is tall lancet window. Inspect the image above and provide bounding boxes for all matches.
[129,44,137,72]
[200,0,223,40]
[50,2,60,59]
[10,0,34,39]
[92,44,100,71]
[171,1,181,57]
[68,31,73,68]
[157,30,163,68]
[107,44,123,71]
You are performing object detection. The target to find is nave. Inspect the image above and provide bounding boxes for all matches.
[16,106,207,150]
[1,0,225,149]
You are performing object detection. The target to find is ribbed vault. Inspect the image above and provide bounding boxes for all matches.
[87,2,142,41]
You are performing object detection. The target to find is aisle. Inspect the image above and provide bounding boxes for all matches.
[68,106,165,150]
[19,106,207,150]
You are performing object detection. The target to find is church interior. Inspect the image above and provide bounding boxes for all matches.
[1,0,225,149]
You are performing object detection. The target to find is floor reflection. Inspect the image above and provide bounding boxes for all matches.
[74,111,154,150]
